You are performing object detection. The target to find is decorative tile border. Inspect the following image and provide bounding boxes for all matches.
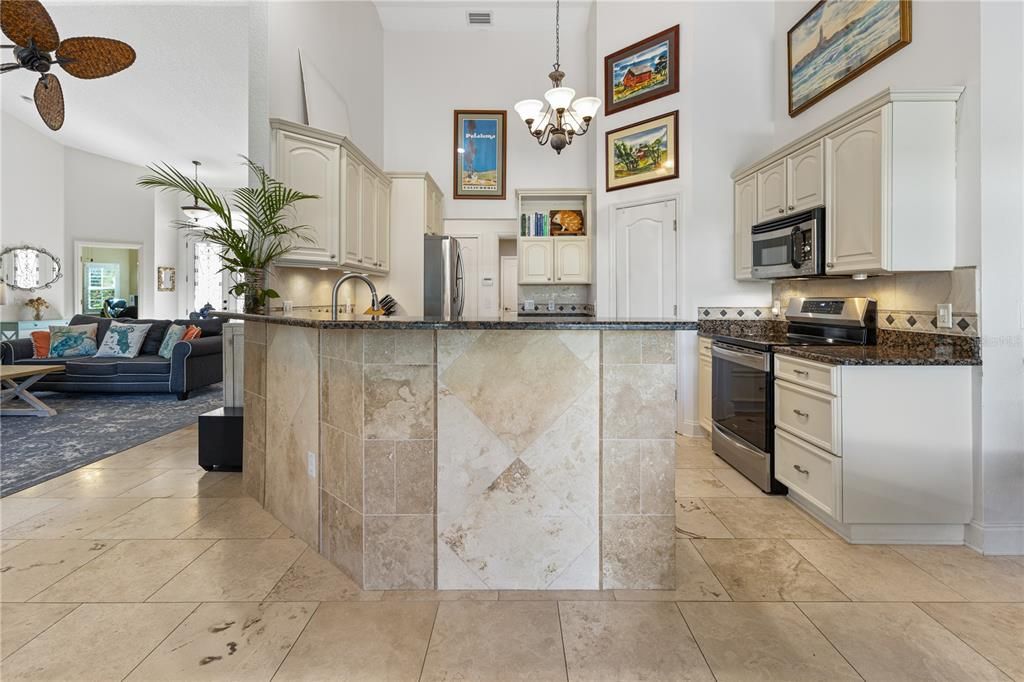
[879,310,979,337]
[697,306,774,321]
[519,302,596,315]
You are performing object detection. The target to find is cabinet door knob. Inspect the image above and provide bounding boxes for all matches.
[793,409,809,418]
[793,464,810,475]
[826,262,834,269]
[787,205,795,210]
[330,254,337,260]
[778,208,784,214]
[792,369,809,376]
[357,258,363,263]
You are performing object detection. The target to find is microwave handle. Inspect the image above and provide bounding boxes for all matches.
[790,226,803,269]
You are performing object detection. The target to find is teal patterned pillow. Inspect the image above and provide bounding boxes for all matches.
[158,323,186,359]
[47,323,98,358]
[94,321,152,358]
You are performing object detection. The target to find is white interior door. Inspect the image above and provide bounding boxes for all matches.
[500,256,518,320]
[613,199,677,318]
[456,236,479,319]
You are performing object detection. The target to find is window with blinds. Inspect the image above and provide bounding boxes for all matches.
[85,263,119,313]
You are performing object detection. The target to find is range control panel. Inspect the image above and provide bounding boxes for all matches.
[800,299,845,315]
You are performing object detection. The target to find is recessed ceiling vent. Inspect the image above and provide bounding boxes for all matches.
[467,10,493,27]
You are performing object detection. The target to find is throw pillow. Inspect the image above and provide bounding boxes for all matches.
[158,323,187,359]
[94,321,152,358]
[48,323,99,358]
[30,330,50,358]
[182,325,202,341]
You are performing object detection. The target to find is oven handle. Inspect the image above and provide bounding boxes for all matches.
[712,344,770,371]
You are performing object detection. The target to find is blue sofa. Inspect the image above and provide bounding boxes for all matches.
[1,315,223,400]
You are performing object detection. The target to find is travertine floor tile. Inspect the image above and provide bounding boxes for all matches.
[147,538,305,602]
[676,469,734,498]
[693,539,848,601]
[87,497,229,539]
[675,444,728,469]
[2,541,114,601]
[200,473,247,497]
[799,602,1009,681]
[0,602,196,680]
[918,602,1024,680]
[146,447,204,470]
[1,498,145,539]
[420,601,566,681]
[615,540,730,602]
[893,545,1024,601]
[119,469,229,498]
[0,603,78,659]
[32,539,214,602]
[382,589,499,601]
[127,601,316,681]
[274,602,436,681]
[0,539,24,553]
[679,602,860,681]
[86,445,184,469]
[710,467,768,497]
[0,498,66,531]
[176,498,282,538]
[676,498,734,539]
[40,468,164,498]
[560,601,714,681]
[266,547,383,601]
[703,498,825,539]
[788,540,965,601]
[9,470,89,498]
[499,589,614,601]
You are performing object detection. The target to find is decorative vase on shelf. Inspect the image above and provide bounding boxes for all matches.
[25,297,49,321]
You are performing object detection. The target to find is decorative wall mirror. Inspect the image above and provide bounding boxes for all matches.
[0,245,63,291]
[157,266,176,292]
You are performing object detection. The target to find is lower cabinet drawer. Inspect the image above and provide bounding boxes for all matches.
[775,380,840,454]
[775,428,841,520]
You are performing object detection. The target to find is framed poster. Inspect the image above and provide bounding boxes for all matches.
[788,0,912,116]
[606,111,679,192]
[604,25,680,116]
[453,110,507,200]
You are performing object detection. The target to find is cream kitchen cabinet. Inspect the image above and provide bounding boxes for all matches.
[773,353,972,544]
[271,118,391,274]
[698,337,713,433]
[426,177,444,235]
[787,140,824,212]
[733,174,756,280]
[389,172,444,237]
[756,159,787,222]
[518,238,554,284]
[554,238,590,284]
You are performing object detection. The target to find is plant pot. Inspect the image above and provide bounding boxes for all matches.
[242,268,267,315]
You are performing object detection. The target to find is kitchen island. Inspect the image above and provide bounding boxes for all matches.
[218,312,695,591]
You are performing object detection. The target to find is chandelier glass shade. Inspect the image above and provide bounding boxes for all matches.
[181,160,211,223]
[513,0,600,154]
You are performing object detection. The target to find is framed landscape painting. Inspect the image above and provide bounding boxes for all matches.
[453,110,506,200]
[788,0,912,116]
[604,25,679,115]
[606,111,678,192]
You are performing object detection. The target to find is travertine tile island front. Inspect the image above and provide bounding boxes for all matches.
[228,313,694,592]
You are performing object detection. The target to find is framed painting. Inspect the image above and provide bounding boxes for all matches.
[788,0,912,116]
[606,111,679,192]
[453,110,507,200]
[604,25,679,116]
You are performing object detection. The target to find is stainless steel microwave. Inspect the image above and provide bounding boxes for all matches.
[751,207,825,280]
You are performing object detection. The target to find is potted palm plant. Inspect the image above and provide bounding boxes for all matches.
[138,156,317,314]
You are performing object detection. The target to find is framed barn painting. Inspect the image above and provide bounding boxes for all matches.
[453,110,507,200]
[788,0,912,116]
[606,111,679,192]
[604,25,679,116]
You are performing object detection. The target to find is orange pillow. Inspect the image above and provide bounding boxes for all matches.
[181,325,202,341]
[30,330,50,358]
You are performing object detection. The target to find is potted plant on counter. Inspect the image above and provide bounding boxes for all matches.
[138,156,317,315]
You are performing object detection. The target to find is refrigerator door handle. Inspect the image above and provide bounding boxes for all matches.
[455,246,465,317]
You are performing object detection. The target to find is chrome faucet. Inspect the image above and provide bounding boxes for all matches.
[331,273,380,320]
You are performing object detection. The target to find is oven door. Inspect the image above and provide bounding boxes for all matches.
[711,343,771,453]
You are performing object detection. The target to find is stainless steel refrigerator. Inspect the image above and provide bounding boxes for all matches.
[423,235,464,319]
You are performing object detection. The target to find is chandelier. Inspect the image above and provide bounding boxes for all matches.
[181,160,211,223]
[514,0,600,154]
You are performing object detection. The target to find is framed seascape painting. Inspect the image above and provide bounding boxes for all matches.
[604,25,679,116]
[606,111,679,192]
[788,0,912,116]
[453,110,507,200]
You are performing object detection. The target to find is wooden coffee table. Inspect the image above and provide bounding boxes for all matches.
[1,365,63,417]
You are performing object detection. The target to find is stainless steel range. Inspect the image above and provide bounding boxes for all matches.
[710,297,877,493]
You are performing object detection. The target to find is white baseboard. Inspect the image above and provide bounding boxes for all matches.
[965,521,1024,555]
[676,420,707,438]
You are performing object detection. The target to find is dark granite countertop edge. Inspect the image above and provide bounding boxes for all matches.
[773,345,981,367]
[213,312,698,331]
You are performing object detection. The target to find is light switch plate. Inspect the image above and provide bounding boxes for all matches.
[936,303,953,329]
[307,451,317,478]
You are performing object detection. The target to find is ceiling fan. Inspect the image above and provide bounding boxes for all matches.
[1,0,136,131]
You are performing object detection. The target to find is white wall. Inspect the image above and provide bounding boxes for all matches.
[382,29,592,220]
[152,191,185,319]
[267,0,384,167]
[0,113,66,317]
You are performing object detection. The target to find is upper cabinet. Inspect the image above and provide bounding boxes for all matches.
[731,88,962,279]
[515,188,593,286]
[271,118,391,274]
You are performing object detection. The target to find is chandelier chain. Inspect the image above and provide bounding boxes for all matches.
[553,0,560,72]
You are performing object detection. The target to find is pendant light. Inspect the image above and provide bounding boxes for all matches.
[513,0,600,154]
[181,160,211,223]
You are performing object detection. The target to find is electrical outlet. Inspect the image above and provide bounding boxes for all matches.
[307,451,317,478]
[547,302,556,312]
[936,303,953,329]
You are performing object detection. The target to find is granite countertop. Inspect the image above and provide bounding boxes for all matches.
[773,343,980,366]
[214,311,698,331]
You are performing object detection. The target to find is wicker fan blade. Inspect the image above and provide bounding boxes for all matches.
[34,72,63,130]
[0,0,59,51]
[56,36,135,79]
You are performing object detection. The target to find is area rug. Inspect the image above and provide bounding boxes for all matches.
[0,385,223,496]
